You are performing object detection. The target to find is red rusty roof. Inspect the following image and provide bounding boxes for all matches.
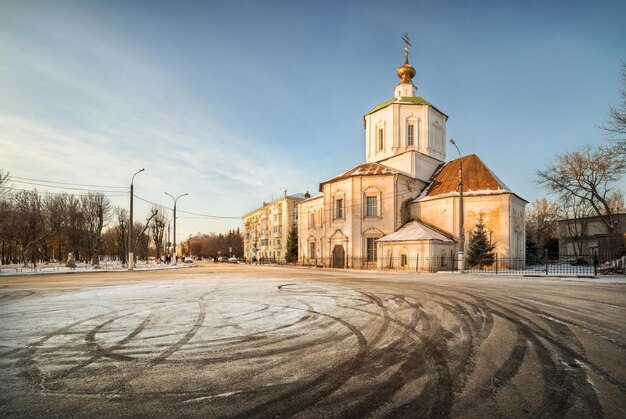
[424,154,509,197]
[320,162,400,188]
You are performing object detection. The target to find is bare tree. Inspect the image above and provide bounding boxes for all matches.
[537,143,625,233]
[132,209,158,263]
[12,191,66,266]
[150,207,167,261]
[115,207,129,265]
[602,62,626,156]
[0,169,9,198]
[525,198,559,248]
[558,195,594,256]
[606,190,624,214]
[56,194,84,261]
[81,193,112,266]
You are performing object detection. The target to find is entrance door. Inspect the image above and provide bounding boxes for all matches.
[332,245,345,268]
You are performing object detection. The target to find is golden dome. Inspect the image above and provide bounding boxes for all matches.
[397,62,416,84]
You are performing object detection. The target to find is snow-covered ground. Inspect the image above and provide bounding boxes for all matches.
[0,260,193,276]
[0,265,623,418]
[2,260,623,283]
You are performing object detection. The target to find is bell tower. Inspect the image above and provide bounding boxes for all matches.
[363,33,448,182]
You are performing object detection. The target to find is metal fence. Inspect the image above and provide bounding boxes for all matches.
[242,253,625,276]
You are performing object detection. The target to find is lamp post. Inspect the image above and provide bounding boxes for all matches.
[163,216,172,262]
[128,168,145,270]
[449,139,464,272]
[165,192,188,265]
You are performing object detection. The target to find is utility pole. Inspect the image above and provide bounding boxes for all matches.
[165,192,188,265]
[128,168,145,270]
[449,139,464,272]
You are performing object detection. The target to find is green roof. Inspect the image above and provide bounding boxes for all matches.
[367,96,432,115]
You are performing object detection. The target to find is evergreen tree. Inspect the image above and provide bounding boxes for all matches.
[466,215,496,269]
[525,232,540,264]
[285,222,298,263]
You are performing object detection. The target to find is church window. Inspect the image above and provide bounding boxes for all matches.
[309,212,315,228]
[377,128,384,150]
[334,198,344,220]
[363,188,381,218]
[366,238,377,262]
[309,240,316,259]
[365,196,378,217]
[407,124,414,146]
[401,254,407,267]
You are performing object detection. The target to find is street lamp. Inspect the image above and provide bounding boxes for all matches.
[165,192,188,265]
[163,215,172,261]
[449,139,464,272]
[129,168,145,271]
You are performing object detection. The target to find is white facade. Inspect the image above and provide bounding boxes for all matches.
[364,101,447,168]
[294,44,526,270]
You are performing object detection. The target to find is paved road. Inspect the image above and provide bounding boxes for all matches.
[0,264,624,418]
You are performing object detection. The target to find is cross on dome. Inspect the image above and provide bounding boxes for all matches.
[401,32,412,62]
[397,32,416,84]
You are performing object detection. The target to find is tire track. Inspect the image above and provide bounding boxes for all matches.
[50,313,154,380]
[231,304,368,418]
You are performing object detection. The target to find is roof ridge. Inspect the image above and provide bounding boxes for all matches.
[413,217,454,239]
[320,162,403,191]
[377,219,453,242]
[414,154,510,201]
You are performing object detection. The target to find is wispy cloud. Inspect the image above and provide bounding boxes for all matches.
[0,3,313,234]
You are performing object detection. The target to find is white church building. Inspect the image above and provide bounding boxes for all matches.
[297,39,526,270]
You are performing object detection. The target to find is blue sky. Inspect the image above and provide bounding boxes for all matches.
[1,0,624,238]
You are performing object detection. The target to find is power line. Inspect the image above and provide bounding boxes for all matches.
[8,175,127,189]
[2,186,127,197]
[177,209,241,219]
[133,194,170,211]
[10,179,130,194]
[134,193,241,219]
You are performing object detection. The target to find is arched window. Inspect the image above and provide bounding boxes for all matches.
[363,187,382,218]
[440,249,448,267]
[375,121,386,151]
[406,116,417,147]
[333,191,345,221]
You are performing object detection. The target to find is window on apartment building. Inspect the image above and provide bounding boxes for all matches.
[365,196,378,217]
[366,237,377,262]
[407,124,414,146]
[309,240,316,259]
[334,198,344,220]
[309,212,315,228]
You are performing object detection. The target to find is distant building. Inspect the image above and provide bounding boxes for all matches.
[242,191,309,261]
[297,38,526,270]
[558,213,626,256]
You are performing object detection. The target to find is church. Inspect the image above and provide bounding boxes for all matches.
[297,37,526,271]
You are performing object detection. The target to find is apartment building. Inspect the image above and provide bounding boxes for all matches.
[243,190,309,261]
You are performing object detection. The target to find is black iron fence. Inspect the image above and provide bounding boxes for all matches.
[242,253,625,276]
[459,254,603,276]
